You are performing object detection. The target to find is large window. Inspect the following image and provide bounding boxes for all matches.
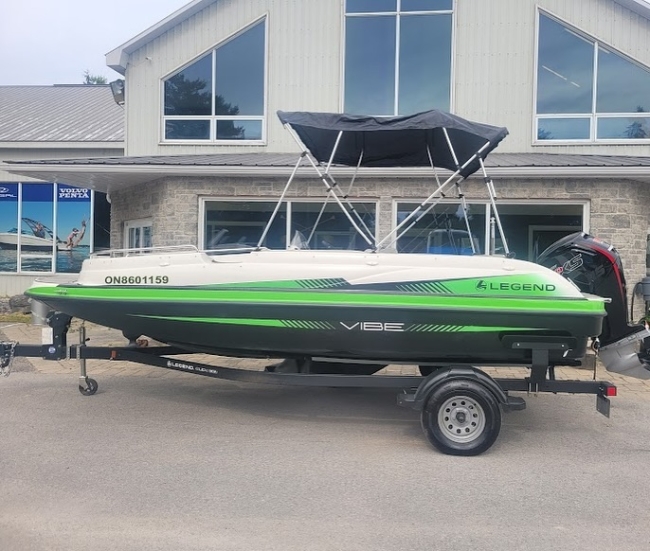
[536,12,650,142]
[163,18,266,142]
[201,200,377,251]
[344,0,453,116]
[395,201,585,260]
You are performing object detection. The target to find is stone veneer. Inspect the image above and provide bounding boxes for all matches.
[110,175,650,320]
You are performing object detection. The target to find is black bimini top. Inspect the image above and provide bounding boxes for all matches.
[277,110,508,178]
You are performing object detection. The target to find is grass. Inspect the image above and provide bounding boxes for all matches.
[0,312,31,324]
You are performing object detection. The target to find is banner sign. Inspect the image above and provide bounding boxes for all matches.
[0,183,18,201]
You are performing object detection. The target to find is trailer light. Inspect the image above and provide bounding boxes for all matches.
[604,385,617,397]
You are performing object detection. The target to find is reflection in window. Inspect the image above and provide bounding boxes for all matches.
[291,202,376,251]
[537,16,593,115]
[164,55,212,116]
[597,48,650,113]
[597,116,650,139]
[537,118,590,140]
[494,204,583,261]
[163,19,266,142]
[203,200,376,250]
[344,1,452,115]
[536,12,650,141]
[396,202,485,255]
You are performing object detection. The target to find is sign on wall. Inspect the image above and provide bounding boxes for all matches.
[0,182,93,274]
[56,184,91,273]
[0,183,19,272]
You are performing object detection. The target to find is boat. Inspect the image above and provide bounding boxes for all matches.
[23,110,649,378]
[0,218,68,252]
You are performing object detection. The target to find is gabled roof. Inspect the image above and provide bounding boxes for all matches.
[106,0,216,73]
[0,85,124,145]
[106,0,650,74]
[5,152,650,193]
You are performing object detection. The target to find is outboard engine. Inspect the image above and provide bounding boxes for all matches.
[537,232,650,379]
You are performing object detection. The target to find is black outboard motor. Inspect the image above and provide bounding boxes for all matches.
[537,232,650,379]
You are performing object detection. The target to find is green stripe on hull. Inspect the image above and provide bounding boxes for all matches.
[407,324,541,333]
[28,285,604,315]
[135,315,337,329]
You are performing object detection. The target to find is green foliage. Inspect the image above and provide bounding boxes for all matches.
[83,70,108,85]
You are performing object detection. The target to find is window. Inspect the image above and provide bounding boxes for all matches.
[494,203,584,260]
[0,183,95,274]
[536,12,650,142]
[201,200,377,250]
[344,0,453,115]
[395,201,585,259]
[124,218,152,251]
[163,18,266,142]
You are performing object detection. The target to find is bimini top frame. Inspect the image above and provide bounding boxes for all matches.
[261,110,510,254]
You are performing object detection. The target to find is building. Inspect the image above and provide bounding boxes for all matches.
[3,0,650,313]
[0,85,123,295]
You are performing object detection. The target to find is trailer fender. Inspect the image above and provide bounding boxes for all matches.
[407,366,509,411]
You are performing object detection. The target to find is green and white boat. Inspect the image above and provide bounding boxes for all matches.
[26,247,607,366]
[28,110,647,375]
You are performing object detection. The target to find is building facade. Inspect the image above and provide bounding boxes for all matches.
[0,85,124,295]
[4,0,650,316]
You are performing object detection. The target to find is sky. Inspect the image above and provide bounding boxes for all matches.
[0,0,192,85]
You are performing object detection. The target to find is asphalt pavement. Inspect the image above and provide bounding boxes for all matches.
[2,323,650,550]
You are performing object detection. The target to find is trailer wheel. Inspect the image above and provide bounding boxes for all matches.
[79,378,98,396]
[421,379,501,456]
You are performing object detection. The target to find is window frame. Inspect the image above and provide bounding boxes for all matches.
[123,218,153,251]
[160,15,268,145]
[341,0,455,115]
[534,10,650,145]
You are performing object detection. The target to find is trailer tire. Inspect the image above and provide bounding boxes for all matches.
[421,379,501,456]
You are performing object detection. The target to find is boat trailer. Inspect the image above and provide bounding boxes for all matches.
[1,313,616,456]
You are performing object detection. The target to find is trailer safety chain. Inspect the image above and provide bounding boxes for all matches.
[1,342,17,377]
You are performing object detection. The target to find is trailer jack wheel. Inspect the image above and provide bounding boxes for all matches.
[78,377,98,396]
[421,379,501,456]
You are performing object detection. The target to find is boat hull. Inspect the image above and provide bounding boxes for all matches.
[28,285,604,366]
[28,250,605,364]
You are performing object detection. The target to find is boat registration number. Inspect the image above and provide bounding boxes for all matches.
[104,275,169,285]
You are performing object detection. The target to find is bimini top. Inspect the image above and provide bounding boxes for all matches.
[277,110,509,178]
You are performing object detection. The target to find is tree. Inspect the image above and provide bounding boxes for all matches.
[164,73,244,138]
[83,70,107,85]
[624,106,647,139]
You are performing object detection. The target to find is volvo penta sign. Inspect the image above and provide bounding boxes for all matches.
[58,186,90,200]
